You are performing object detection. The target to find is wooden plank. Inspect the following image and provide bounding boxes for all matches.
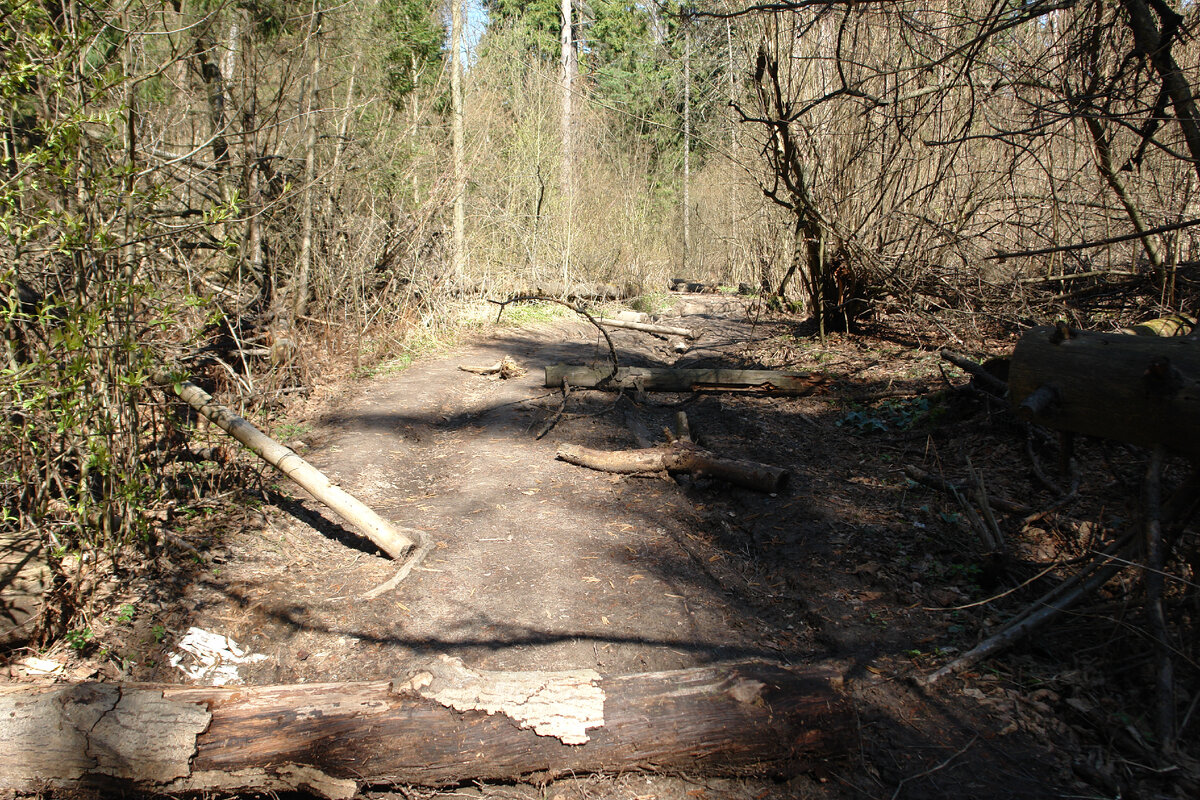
[545,365,825,395]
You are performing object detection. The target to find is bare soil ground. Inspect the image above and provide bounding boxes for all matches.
[16,294,1197,799]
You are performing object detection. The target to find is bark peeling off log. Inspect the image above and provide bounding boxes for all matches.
[0,661,851,792]
[0,683,210,788]
[396,655,604,744]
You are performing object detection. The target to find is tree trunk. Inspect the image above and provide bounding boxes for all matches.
[545,364,825,395]
[682,22,691,273]
[451,0,466,282]
[560,0,575,283]
[1119,0,1200,185]
[558,442,789,492]
[293,15,321,320]
[0,658,851,797]
[1008,325,1200,455]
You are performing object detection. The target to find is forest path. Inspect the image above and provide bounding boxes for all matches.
[128,296,1071,799]
[203,297,807,681]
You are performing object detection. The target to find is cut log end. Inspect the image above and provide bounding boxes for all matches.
[1008,326,1200,454]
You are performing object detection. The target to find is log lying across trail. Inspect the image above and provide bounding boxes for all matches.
[154,372,420,561]
[546,364,825,395]
[559,441,789,492]
[1008,326,1200,455]
[597,317,698,339]
[0,657,851,797]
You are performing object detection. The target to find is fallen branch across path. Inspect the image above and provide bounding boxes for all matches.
[154,372,422,565]
[558,441,789,492]
[0,658,851,796]
[597,318,698,339]
[546,365,825,395]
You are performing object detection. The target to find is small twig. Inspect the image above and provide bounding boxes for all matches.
[903,465,1030,515]
[922,562,1060,611]
[363,533,434,600]
[965,454,1005,553]
[1143,444,1176,752]
[535,379,571,440]
[890,735,978,800]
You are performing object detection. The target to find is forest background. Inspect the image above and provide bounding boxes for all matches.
[2,0,1199,641]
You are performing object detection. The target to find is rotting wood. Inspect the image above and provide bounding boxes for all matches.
[546,364,825,396]
[0,657,851,796]
[558,441,788,493]
[153,371,419,562]
[1007,326,1200,455]
[597,317,698,339]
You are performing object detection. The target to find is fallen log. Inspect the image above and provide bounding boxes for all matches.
[558,442,789,492]
[0,657,851,797]
[597,318,698,339]
[1007,326,1200,455]
[153,372,419,561]
[546,365,825,395]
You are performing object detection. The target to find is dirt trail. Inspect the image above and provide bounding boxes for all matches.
[206,298,799,682]
[94,295,1076,798]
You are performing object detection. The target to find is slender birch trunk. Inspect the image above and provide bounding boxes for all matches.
[451,0,466,282]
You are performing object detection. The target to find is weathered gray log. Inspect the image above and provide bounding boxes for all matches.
[558,442,789,492]
[545,365,825,395]
[154,372,418,559]
[0,657,851,797]
[1007,326,1200,455]
[598,318,698,339]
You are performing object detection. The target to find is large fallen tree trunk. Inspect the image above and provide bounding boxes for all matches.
[1008,326,1200,455]
[559,442,789,492]
[0,657,850,797]
[546,365,825,395]
[153,372,419,560]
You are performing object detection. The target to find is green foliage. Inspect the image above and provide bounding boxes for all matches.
[484,0,564,60]
[836,397,942,433]
[65,626,94,651]
[373,0,445,107]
